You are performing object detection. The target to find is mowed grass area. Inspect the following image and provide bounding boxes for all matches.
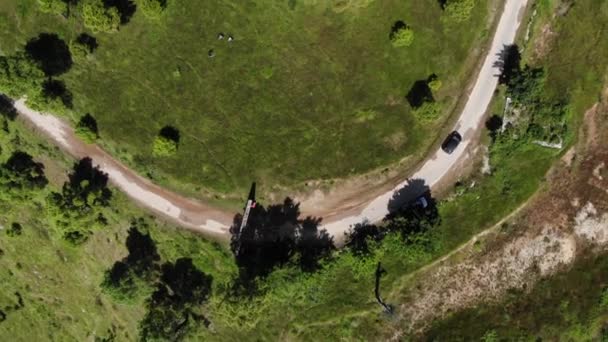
[0,0,494,197]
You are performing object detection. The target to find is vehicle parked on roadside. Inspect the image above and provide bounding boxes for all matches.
[441,131,462,154]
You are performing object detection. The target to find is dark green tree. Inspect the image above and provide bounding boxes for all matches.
[139,258,213,341]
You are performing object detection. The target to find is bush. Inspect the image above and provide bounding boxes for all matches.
[414,101,442,122]
[0,53,46,99]
[152,136,177,157]
[443,0,476,23]
[6,222,23,237]
[75,114,99,143]
[137,0,167,19]
[391,26,415,47]
[428,78,443,92]
[37,0,68,15]
[152,126,180,157]
[81,1,121,33]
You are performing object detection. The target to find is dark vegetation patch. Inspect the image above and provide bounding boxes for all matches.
[42,79,73,108]
[230,198,334,293]
[406,80,434,108]
[76,33,98,53]
[25,33,72,77]
[103,0,137,24]
[159,125,180,144]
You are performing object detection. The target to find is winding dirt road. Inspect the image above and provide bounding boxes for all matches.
[14,0,529,241]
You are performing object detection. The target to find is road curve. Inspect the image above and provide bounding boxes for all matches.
[320,0,529,238]
[14,0,528,241]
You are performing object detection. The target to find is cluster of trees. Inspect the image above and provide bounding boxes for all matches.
[346,178,440,255]
[102,220,160,302]
[48,157,112,244]
[407,75,443,122]
[496,45,567,145]
[0,151,48,199]
[229,198,334,293]
[102,221,213,341]
[38,0,168,31]
[0,33,77,112]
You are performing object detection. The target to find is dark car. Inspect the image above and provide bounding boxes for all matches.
[441,131,462,154]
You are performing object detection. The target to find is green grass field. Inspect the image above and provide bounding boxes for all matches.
[1,0,608,341]
[0,0,494,197]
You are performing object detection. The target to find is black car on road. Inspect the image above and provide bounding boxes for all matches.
[441,131,462,154]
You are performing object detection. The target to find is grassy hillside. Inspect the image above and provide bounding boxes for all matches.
[1,0,607,341]
[0,0,494,197]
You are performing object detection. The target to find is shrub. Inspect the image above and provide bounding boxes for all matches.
[0,53,46,99]
[37,0,68,15]
[6,223,23,237]
[81,1,121,33]
[137,0,167,19]
[391,26,415,47]
[152,136,177,157]
[75,114,99,143]
[443,0,476,23]
[428,78,443,92]
[153,126,180,157]
[414,101,442,122]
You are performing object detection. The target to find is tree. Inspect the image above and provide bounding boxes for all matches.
[0,53,46,98]
[25,33,73,77]
[442,0,476,23]
[139,258,213,341]
[102,221,161,302]
[48,158,112,244]
[0,151,48,192]
[137,0,167,19]
[53,157,112,212]
[75,113,99,143]
[152,126,180,157]
[71,33,98,61]
[152,136,177,157]
[230,198,334,293]
[81,1,121,33]
[391,25,415,47]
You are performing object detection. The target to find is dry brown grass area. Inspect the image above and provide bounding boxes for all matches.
[385,92,608,338]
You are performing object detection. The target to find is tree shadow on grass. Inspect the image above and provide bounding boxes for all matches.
[77,33,98,53]
[494,44,521,85]
[104,0,137,24]
[159,125,180,144]
[486,114,503,140]
[25,33,72,77]
[43,79,73,108]
[389,20,407,40]
[0,95,17,120]
[344,221,382,256]
[230,198,334,294]
[406,80,434,108]
[140,258,213,341]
